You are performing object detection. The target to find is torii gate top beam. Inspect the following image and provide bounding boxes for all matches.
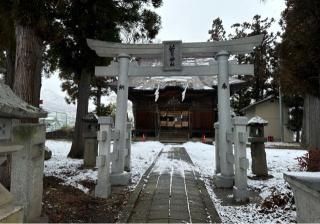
[87,35,264,59]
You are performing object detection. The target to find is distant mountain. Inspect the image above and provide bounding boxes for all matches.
[40,88,134,126]
[41,89,77,117]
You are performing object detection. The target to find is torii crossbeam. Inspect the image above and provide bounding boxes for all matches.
[95,61,254,77]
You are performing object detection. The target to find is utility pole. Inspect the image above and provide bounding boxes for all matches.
[279,86,284,142]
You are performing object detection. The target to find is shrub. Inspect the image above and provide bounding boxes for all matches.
[296,149,320,171]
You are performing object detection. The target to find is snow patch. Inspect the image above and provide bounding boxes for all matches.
[248,116,268,125]
[44,140,164,193]
[183,141,306,223]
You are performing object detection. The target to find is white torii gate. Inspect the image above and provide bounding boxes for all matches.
[87,35,263,187]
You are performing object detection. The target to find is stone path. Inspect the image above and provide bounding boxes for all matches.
[119,147,221,223]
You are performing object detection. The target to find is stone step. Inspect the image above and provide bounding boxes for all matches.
[159,131,189,143]
[0,203,23,223]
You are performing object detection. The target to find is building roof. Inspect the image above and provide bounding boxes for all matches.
[120,76,245,91]
[248,116,268,125]
[0,82,47,119]
[240,96,278,113]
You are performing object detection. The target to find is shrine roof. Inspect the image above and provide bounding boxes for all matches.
[125,76,245,91]
[0,82,47,119]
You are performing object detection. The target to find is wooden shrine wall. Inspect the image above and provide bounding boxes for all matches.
[129,87,217,138]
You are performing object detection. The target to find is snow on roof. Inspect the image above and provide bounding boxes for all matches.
[248,116,268,125]
[127,76,244,91]
[108,57,246,91]
[0,82,47,119]
[240,95,277,112]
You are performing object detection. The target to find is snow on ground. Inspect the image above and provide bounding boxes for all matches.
[183,142,215,177]
[44,140,97,193]
[249,148,305,199]
[45,139,306,223]
[265,141,301,148]
[183,142,306,223]
[152,144,193,175]
[130,141,164,185]
[45,140,164,193]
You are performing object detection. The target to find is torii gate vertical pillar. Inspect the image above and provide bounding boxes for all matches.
[111,53,131,185]
[213,50,235,188]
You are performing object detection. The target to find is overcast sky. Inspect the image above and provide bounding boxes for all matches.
[42,0,286,106]
[154,0,285,42]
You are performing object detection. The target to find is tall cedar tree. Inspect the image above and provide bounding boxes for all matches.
[0,1,15,88]
[0,0,59,110]
[48,0,162,158]
[209,16,279,114]
[228,15,280,114]
[208,18,226,41]
[280,0,320,96]
[283,95,303,142]
[280,0,320,148]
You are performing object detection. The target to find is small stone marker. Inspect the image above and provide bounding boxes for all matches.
[248,116,268,177]
[83,113,98,168]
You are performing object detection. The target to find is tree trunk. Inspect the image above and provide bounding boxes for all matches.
[295,130,300,143]
[302,94,320,149]
[4,41,15,89]
[13,24,43,109]
[68,70,91,158]
[96,86,102,116]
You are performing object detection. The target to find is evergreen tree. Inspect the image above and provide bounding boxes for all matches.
[0,1,15,88]
[280,0,320,148]
[227,15,280,114]
[48,0,162,158]
[0,0,59,109]
[208,17,226,41]
[280,0,320,97]
[283,95,303,142]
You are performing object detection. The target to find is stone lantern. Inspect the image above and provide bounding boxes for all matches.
[0,82,47,222]
[82,113,99,168]
[247,116,268,177]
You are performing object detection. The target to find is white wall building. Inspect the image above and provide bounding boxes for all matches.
[241,96,294,142]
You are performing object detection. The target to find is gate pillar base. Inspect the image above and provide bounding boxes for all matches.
[213,174,234,188]
[233,186,249,202]
[110,172,131,186]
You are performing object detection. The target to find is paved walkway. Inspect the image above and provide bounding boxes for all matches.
[120,147,221,223]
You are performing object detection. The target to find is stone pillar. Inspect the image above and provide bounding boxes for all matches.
[248,119,268,177]
[95,116,113,198]
[111,53,131,185]
[83,114,98,168]
[10,124,45,222]
[250,140,268,176]
[214,122,220,174]
[124,122,132,172]
[232,117,249,202]
[213,50,234,188]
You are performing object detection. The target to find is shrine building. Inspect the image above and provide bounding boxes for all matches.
[123,76,244,142]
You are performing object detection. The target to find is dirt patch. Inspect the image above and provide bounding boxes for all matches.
[248,174,274,180]
[42,176,131,223]
[260,187,295,214]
